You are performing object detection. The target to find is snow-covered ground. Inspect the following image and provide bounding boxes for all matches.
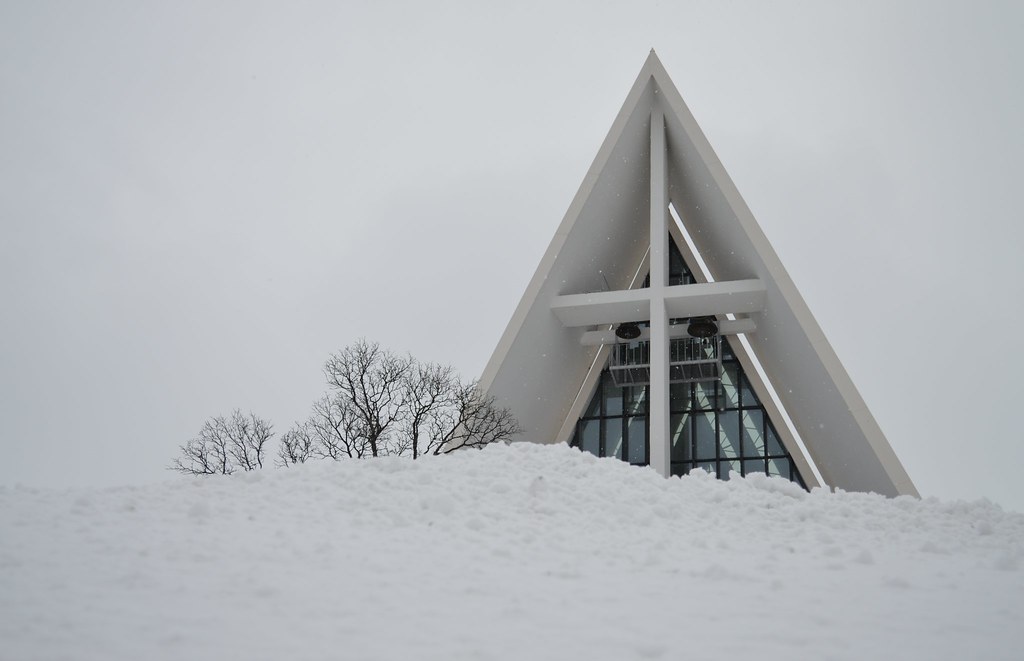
[2,443,1022,661]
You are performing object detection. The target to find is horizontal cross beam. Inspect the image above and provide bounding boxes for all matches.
[550,279,765,327]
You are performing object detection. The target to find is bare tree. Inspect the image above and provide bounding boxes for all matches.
[278,391,373,466]
[170,410,273,475]
[171,341,514,474]
[312,341,520,460]
[172,427,230,475]
[426,380,521,455]
[239,341,521,473]
[228,410,272,471]
[276,424,314,467]
[401,361,456,459]
[323,340,412,457]
[307,393,368,459]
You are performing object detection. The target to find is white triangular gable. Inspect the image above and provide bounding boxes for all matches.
[480,52,917,497]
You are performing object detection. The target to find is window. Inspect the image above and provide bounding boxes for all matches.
[569,237,806,488]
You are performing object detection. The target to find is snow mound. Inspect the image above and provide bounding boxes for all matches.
[2,443,1022,660]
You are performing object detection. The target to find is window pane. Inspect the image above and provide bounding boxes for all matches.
[720,363,740,409]
[670,413,690,462]
[768,457,790,478]
[718,410,740,458]
[744,459,766,476]
[766,424,784,456]
[670,383,691,412]
[695,411,716,460]
[694,380,715,410]
[720,460,740,480]
[670,239,686,278]
[583,386,601,417]
[604,421,623,459]
[572,360,806,489]
[626,386,647,416]
[580,419,600,456]
[721,337,735,360]
[740,374,760,407]
[627,417,646,464]
[742,410,765,457]
[603,375,623,416]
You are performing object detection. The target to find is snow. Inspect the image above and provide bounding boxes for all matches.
[2,443,1022,661]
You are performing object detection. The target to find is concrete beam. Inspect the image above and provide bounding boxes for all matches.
[550,279,765,327]
[649,108,670,478]
[662,279,765,318]
[550,288,652,326]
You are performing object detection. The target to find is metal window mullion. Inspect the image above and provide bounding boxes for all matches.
[619,413,627,460]
[762,403,769,473]
[599,371,607,457]
[645,384,651,467]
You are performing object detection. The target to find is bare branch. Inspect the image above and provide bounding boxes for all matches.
[323,339,412,457]
[169,410,274,475]
[277,423,314,467]
[308,394,368,460]
[401,361,456,459]
[430,381,521,455]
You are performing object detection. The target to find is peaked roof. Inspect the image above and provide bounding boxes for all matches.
[480,52,917,497]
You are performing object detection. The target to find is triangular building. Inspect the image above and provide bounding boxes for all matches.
[479,52,917,497]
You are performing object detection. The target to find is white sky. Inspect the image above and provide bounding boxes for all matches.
[2,1,1022,509]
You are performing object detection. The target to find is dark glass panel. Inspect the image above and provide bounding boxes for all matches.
[626,386,647,416]
[670,413,690,462]
[580,419,600,456]
[744,459,766,476]
[768,457,790,478]
[669,236,698,285]
[670,382,691,412]
[739,373,760,407]
[669,240,686,280]
[694,380,715,410]
[604,421,623,459]
[603,374,623,416]
[720,363,740,409]
[721,336,736,360]
[583,386,601,417]
[695,411,716,459]
[627,417,646,464]
[721,460,741,480]
[718,410,740,459]
[766,424,784,456]
[741,410,765,457]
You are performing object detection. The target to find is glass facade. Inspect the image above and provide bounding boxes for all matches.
[571,375,650,465]
[569,237,807,488]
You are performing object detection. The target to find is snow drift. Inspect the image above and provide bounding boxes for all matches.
[2,443,1022,660]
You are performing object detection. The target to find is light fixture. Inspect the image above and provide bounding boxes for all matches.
[615,322,642,340]
[687,316,718,338]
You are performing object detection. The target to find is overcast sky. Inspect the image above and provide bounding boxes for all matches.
[2,1,1022,509]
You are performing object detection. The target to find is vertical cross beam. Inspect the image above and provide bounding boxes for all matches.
[648,109,670,477]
